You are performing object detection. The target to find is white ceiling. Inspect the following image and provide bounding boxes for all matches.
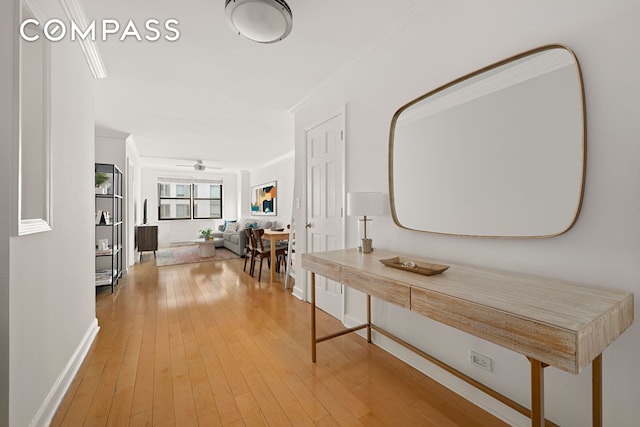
[83,0,428,170]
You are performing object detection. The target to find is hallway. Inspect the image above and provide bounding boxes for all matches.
[52,257,506,426]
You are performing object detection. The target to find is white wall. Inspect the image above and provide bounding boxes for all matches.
[140,167,239,245]
[293,1,640,426]
[248,152,295,228]
[95,130,128,170]
[125,136,141,266]
[239,170,251,219]
[5,0,98,425]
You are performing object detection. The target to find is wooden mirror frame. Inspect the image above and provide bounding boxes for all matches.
[389,44,586,238]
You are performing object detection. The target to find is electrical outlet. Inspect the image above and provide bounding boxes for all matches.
[469,350,492,372]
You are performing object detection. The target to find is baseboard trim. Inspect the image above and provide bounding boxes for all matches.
[342,314,529,427]
[292,283,305,301]
[30,318,99,427]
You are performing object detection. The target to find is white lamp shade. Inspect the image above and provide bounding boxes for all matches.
[225,0,293,44]
[347,192,385,217]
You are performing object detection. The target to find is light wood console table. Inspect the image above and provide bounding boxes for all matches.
[301,249,633,427]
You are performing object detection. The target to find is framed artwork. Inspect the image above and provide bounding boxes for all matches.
[251,181,277,216]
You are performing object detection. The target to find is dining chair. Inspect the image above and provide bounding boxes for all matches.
[251,228,286,282]
[243,228,255,274]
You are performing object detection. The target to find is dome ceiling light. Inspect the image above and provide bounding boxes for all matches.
[225,0,293,44]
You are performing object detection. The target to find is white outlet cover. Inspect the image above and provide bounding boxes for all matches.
[470,350,493,372]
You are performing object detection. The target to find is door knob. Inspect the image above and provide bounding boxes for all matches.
[305,223,312,228]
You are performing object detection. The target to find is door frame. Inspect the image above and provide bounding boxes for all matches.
[301,106,347,313]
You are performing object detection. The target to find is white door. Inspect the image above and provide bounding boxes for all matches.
[306,112,345,319]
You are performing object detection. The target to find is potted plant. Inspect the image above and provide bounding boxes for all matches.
[199,228,213,240]
[95,172,109,194]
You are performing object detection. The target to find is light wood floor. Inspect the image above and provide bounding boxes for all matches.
[52,256,508,426]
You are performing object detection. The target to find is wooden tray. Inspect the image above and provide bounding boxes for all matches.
[379,257,449,276]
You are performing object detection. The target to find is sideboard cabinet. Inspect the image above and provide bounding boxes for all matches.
[135,225,158,261]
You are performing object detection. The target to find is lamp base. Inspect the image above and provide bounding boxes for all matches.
[361,238,373,254]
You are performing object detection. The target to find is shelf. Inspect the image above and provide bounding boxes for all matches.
[95,245,122,257]
[95,163,123,293]
[95,268,118,286]
[96,194,122,199]
[96,221,123,227]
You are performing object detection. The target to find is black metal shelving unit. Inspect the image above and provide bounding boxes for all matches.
[95,163,123,292]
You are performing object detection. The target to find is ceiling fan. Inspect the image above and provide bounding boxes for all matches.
[139,155,222,171]
[176,159,213,171]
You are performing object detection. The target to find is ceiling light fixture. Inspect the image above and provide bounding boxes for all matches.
[225,0,293,44]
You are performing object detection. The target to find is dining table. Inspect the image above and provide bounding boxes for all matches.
[262,229,291,282]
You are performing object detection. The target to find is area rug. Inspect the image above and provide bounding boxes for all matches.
[156,245,240,267]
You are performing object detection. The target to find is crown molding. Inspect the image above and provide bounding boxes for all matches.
[288,0,449,114]
[58,0,107,79]
[254,150,295,170]
[95,127,130,139]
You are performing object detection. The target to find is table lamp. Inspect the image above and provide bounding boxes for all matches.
[346,192,385,253]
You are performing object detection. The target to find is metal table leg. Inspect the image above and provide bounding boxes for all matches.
[531,358,545,427]
[593,354,602,427]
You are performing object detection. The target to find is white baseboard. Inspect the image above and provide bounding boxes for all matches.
[30,319,100,427]
[292,283,305,301]
[343,314,529,427]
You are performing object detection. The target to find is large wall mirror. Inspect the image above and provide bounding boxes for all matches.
[18,1,52,235]
[389,45,585,238]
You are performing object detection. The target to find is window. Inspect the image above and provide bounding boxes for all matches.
[176,203,190,218]
[159,184,170,197]
[158,179,222,220]
[193,183,222,219]
[176,184,188,197]
[160,204,171,219]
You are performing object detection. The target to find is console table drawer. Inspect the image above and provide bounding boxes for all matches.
[411,287,576,372]
[342,267,410,308]
[301,255,340,282]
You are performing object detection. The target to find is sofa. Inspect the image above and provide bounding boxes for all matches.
[218,218,274,256]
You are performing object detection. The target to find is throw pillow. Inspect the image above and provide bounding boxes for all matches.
[222,219,237,232]
[225,222,239,233]
[244,219,259,229]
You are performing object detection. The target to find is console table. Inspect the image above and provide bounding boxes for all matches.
[301,249,633,427]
